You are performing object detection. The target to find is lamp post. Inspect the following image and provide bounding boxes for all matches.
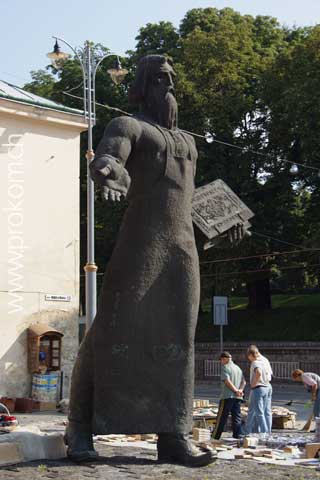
[47,38,128,330]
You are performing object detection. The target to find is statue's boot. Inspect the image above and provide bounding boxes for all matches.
[65,421,99,462]
[157,433,216,467]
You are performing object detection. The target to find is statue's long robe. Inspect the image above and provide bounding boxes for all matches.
[69,115,199,434]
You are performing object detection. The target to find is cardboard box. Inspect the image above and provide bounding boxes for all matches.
[192,428,211,442]
[305,443,320,459]
[244,450,255,456]
[15,398,33,413]
[32,401,56,411]
[0,397,15,413]
[252,449,272,457]
[272,414,296,429]
[283,445,300,455]
[235,453,252,459]
[0,442,23,465]
[243,437,259,448]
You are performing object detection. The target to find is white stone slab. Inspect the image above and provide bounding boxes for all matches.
[0,426,66,461]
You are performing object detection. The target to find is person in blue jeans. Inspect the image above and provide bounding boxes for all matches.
[212,352,246,439]
[245,345,273,434]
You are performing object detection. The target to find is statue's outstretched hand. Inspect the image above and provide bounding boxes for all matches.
[90,155,131,202]
[227,223,250,245]
[203,222,251,250]
[103,186,123,202]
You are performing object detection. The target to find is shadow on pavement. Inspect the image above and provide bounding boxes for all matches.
[0,452,158,471]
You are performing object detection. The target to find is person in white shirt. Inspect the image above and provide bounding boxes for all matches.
[292,369,320,418]
[245,345,273,434]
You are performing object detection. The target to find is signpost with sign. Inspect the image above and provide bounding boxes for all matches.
[213,296,228,352]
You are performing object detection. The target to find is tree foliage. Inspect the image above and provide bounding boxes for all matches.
[23,7,320,311]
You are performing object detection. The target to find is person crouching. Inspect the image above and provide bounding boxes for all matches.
[292,369,320,418]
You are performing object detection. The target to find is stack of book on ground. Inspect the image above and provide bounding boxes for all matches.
[96,434,157,444]
[192,400,296,431]
[191,433,320,470]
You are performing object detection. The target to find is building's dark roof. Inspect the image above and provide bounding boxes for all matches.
[0,79,84,116]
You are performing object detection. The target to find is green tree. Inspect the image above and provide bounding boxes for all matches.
[24,69,56,98]
[259,25,320,285]
[25,9,320,315]
[129,21,179,62]
[175,8,297,309]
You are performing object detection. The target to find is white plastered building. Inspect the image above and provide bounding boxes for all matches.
[0,80,87,398]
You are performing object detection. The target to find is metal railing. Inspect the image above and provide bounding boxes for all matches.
[270,361,299,379]
[204,360,221,377]
[203,360,300,380]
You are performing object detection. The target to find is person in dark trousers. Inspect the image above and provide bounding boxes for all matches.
[212,352,246,439]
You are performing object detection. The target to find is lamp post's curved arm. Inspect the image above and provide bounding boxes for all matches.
[52,36,87,118]
[92,52,116,81]
[52,36,86,73]
[92,52,116,122]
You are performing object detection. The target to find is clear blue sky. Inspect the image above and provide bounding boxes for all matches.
[2,0,320,86]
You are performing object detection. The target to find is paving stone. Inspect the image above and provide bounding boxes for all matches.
[0,443,318,480]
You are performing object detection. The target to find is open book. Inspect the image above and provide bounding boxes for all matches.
[192,179,254,249]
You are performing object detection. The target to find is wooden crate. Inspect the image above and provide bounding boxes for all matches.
[32,401,57,411]
[272,414,296,429]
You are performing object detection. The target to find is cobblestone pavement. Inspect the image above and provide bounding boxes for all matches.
[0,443,319,480]
[5,382,317,479]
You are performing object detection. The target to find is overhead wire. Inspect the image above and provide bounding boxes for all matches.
[63,81,84,94]
[64,90,318,257]
[200,262,320,278]
[63,91,319,276]
[63,91,132,116]
[185,131,320,172]
[81,260,320,279]
[199,247,320,265]
[62,91,320,175]
[250,231,305,249]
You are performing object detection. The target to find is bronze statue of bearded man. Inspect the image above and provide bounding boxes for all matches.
[66,55,216,467]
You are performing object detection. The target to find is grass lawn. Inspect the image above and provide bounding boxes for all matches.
[196,294,320,342]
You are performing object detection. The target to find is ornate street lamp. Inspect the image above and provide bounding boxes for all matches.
[107,57,128,84]
[47,37,128,330]
[47,40,70,65]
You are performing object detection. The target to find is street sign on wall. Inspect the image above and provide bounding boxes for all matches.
[213,296,228,325]
[45,294,72,302]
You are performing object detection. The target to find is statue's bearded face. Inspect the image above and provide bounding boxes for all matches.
[146,62,178,130]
